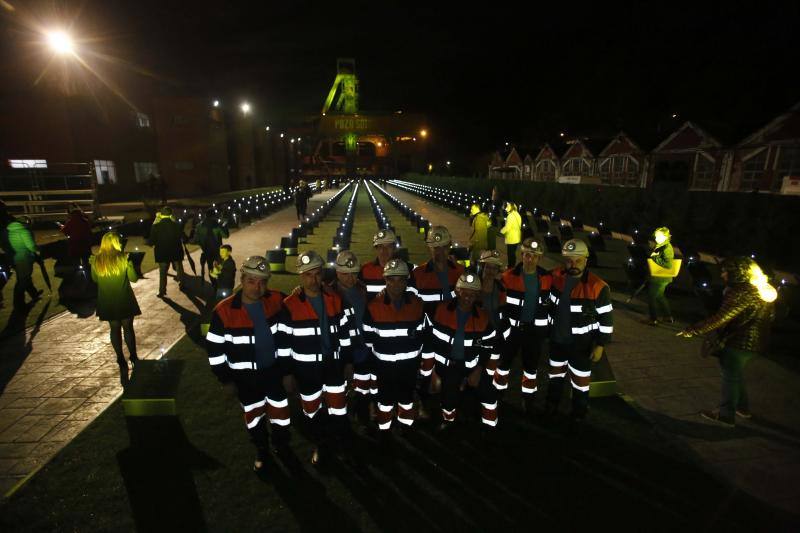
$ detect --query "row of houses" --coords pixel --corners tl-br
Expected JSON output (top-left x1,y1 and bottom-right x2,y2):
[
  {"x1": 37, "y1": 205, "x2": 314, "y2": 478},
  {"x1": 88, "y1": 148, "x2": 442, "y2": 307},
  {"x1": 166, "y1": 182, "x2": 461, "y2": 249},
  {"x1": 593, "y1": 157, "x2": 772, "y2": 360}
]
[{"x1": 488, "y1": 102, "x2": 800, "y2": 194}]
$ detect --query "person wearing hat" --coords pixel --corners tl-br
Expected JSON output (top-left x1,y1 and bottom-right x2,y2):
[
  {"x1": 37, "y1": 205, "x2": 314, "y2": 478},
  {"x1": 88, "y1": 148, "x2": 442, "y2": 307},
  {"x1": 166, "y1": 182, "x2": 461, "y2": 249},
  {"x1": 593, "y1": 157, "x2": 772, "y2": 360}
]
[
  {"x1": 282, "y1": 250, "x2": 355, "y2": 465},
  {"x1": 333, "y1": 250, "x2": 373, "y2": 425},
  {"x1": 192, "y1": 208, "x2": 229, "y2": 285},
  {"x1": 148, "y1": 206, "x2": 186, "y2": 297},
  {"x1": 210, "y1": 244, "x2": 236, "y2": 301},
  {"x1": 360, "y1": 229, "x2": 404, "y2": 300},
  {"x1": 411, "y1": 225, "x2": 464, "y2": 310},
  {"x1": 422, "y1": 272, "x2": 499, "y2": 431},
  {"x1": 477, "y1": 249, "x2": 507, "y2": 377},
  {"x1": 494, "y1": 238, "x2": 553, "y2": 415},
  {"x1": 362, "y1": 259, "x2": 427, "y2": 441},
  {"x1": 643, "y1": 226, "x2": 675, "y2": 326},
  {"x1": 469, "y1": 204, "x2": 493, "y2": 266},
  {"x1": 677, "y1": 257, "x2": 776, "y2": 427},
  {"x1": 545, "y1": 239, "x2": 613, "y2": 422},
  {"x1": 206, "y1": 255, "x2": 292, "y2": 473},
  {"x1": 411, "y1": 225, "x2": 464, "y2": 419},
  {"x1": 500, "y1": 202, "x2": 522, "y2": 268}
]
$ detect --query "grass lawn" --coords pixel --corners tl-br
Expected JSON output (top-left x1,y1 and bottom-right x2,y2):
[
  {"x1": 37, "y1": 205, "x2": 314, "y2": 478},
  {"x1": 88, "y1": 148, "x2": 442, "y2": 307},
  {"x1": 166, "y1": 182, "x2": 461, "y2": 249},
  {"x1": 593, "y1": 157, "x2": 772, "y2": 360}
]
[{"x1": 1, "y1": 184, "x2": 798, "y2": 531}]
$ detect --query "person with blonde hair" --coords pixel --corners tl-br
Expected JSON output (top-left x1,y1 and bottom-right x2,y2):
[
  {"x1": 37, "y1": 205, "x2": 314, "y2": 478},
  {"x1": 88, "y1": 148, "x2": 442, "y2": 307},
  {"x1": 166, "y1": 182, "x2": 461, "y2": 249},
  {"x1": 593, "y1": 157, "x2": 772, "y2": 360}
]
[{"x1": 90, "y1": 232, "x2": 140, "y2": 386}]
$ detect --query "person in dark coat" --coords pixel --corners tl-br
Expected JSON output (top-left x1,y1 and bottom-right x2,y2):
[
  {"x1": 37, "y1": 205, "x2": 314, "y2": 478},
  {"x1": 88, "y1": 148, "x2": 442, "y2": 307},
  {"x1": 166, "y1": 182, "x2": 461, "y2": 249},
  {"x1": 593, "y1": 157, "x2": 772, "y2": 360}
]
[
  {"x1": 210, "y1": 244, "x2": 236, "y2": 300},
  {"x1": 678, "y1": 257, "x2": 776, "y2": 427},
  {"x1": 90, "y1": 231, "x2": 140, "y2": 386},
  {"x1": 59, "y1": 205, "x2": 93, "y2": 268},
  {"x1": 192, "y1": 209, "x2": 229, "y2": 284},
  {"x1": 294, "y1": 180, "x2": 311, "y2": 220},
  {"x1": 148, "y1": 206, "x2": 185, "y2": 297}
]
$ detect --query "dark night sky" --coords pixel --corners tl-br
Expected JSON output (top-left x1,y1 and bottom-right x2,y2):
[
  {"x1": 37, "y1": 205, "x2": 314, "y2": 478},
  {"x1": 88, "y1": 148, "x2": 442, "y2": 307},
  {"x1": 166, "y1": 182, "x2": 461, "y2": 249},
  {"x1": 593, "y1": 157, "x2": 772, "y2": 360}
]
[{"x1": 3, "y1": 1, "x2": 800, "y2": 158}]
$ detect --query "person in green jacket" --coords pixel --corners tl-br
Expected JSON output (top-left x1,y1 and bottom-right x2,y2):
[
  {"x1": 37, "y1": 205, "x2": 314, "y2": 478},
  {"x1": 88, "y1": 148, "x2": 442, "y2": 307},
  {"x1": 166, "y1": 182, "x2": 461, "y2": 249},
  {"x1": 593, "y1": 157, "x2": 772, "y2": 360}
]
[
  {"x1": 500, "y1": 202, "x2": 522, "y2": 268},
  {"x1": 5, "y1": 215, "x2": 43, "y2": 309},
  {"x1": 148, "y1": 206, "x2": 185, "y2": 297},
  {"x1": 644, "y1": 226, "x2": 675, "y2": 326},
  {"x1": 90, "y1": 232, "x2": 140, "y2": 386},
  {"x1": 468, "y1": 203, "x2": 492, "y2": 265}
]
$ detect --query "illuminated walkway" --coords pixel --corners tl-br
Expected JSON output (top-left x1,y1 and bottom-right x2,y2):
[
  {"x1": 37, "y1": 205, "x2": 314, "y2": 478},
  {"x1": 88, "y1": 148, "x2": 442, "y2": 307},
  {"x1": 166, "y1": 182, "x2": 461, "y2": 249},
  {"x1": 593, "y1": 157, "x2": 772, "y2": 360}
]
[
  {"x1": 0, "y1": 189, "x2": 338, "y2": 496},
  {"x1": 386, "y1": 183, "x2": 800, "y2": 513}
]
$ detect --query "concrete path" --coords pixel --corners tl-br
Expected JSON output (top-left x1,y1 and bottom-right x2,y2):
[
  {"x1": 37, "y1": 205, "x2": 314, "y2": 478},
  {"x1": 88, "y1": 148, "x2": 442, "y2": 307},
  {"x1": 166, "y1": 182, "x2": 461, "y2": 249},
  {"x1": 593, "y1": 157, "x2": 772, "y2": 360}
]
[
  {"x1": 0, "y1": 189, "x2": 338, "y2": 496},
  {"x1": 386, "y1": 184, "x2": 800, "y2": 514}
]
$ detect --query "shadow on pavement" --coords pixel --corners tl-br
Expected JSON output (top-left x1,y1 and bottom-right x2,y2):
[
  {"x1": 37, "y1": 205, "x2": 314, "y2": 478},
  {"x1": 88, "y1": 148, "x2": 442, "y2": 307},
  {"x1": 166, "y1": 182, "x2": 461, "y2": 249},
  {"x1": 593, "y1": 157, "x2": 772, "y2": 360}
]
[{"x1": 0, "y1": 301, "x2": 48, "y2": 394}]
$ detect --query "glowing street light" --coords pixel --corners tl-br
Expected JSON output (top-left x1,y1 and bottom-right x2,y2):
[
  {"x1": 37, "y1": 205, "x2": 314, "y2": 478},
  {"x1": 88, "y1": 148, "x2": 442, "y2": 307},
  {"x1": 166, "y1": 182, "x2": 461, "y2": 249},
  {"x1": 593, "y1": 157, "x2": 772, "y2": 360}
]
[
  {"x1": 213, "y1": 100, "x2": 220, "y2": 107},
  {"x1": 265, "y1": 126, "x2": 270, "y2": 131},
  {"x1": 240, "y1": 102, "x2": 251, "y2": 114},
  {"x1": 46, "y1": 30, "x2": 75, "y2": 55},
  {"x1": 420, "y1": 129, "x2": 428, "y2": 138}
]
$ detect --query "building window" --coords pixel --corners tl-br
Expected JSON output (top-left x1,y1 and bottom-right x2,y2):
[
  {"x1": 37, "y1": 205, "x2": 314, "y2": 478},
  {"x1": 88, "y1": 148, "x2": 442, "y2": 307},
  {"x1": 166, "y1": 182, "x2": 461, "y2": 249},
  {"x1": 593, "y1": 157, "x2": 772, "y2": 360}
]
[
  {"x1": 9, "y1": 159, "x2": 47, "y2": 168},
  {"x1": 598, "y1": 158, "x2": 611, "y2": 183},
  {"x1": 136, "y1": 112, "x2": 151, "y2": 128},
  {"x1": 611, "y1": 156, "x2": 626, "y2": 184},
  {"x1": 740, "y1": 150, "x2": 767, "y2": 191},
  {"x1": 174, "y1": 161, "x2": 194, "y2": 170},
  {"x1": 625, "y1": 157, "x2": 640, "y2": 186},
  {"x1": 563, "y1": 158, "x2": 588, "y2": 175},
  {"x1": 134, "y1": 161, "x2": 159, "y2": 182},
  {"x1": 692, "y1": 153, "x2": 715, "y2": 190},
  {"x1": 94, "y1": 160, "x2": 117, "y2": 184},
  {"x1": 774, "y1": 146, "x2": 800, "y2": 191},
  {"x1": 535, "y1": 160, "x2": 556, "y2": 181}
]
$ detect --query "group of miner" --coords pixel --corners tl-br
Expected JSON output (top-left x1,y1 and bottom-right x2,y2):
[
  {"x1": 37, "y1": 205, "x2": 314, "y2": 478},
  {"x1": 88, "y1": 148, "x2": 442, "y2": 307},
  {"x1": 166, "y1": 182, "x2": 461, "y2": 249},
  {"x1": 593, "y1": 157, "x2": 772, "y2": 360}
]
[{"x1": 205, "y1": 222, "x2": 613, "y2": 472}]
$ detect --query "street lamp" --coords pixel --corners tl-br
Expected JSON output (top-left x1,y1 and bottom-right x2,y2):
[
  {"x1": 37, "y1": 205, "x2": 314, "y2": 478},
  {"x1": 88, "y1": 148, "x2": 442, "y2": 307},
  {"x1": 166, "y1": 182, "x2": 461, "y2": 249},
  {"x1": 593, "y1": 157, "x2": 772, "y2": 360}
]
[
  {"x1": 240, "y1": 102, "x2": 251, "y2": 114},
  {"x1": 213, "y1": 100, "x2": 220, "y2": 107},
  {"x1": 420, "y1": 129, "x2": 428, "y2": 138},
  {"x1": 46, "y1": 30, "x2": 75, "y2": 55}
]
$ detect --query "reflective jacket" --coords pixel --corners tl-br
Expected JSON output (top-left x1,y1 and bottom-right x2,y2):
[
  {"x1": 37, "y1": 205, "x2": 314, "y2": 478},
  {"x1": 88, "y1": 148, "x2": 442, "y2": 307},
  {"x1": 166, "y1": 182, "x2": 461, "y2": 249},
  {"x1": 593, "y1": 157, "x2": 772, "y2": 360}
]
[
  {"x1": 549, "y1": 267, "x2": 613, "y2": 346},
  {"x1": 206, "y1": 290, "x2": 287, "y2": 383},
  {"x1": 410, "y1": 259, "x2": 464, "y2": 305},
  {"x1": 500, "y1": 210, "x2": 522, "y2": 245},
  {"x1": 502, "y1": 264, "x2": 552, "y2": 335},
  {"x1": 360, "y1": 257, "x2": 416, "y2": 300},
  {"x1": 363, "y1": 290, "x2": 426, "y2": 364},
  {"x1": 421, "y1": 299, "x2": 498, "y2": 375},
  {"x1": 281, "y1": 287, "x2": 354, "y2": 364}
]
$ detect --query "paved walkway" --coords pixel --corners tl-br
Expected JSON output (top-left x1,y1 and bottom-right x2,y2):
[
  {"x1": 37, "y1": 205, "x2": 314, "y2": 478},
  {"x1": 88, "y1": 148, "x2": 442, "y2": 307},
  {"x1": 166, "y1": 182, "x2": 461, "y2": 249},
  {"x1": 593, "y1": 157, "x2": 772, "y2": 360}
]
[
  {"x1": 386, "y1": 184, "x2": 800, "y2": 514},
  {"x1": 0, "y1": 190, "x2": 338, "y2": 496}
]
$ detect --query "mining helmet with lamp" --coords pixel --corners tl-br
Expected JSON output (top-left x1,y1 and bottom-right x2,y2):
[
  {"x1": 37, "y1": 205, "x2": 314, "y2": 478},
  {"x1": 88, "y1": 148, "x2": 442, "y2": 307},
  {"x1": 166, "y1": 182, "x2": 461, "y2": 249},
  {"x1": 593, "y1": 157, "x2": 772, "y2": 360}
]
[
  {"x1": 241, "y1": 256, "x2": 271, "y2": 279},
  {"x1": 478, "y1": 249, "x2": 504, "y2": 267},
  {"x1": 561, "y1": 239, "x2": 590, "y2": 257},
  {"x1": 373, "y1": 229, "x2": 397, "y2": 247},
  {"x1": 296, "y1": 250, "x2": 324, "y2": 273},
  {"x1": 383, "y1": 258, "x2": 410, "y2": 278},
  {"x1": 520, "y1": 237, "x2": 544, "y2": 255},
  {"x1": 456, "y1": 272, "x2": 482, "y2": 291},
  {"x1": 334, "y1": 250, "x2": 361, "y2": 273},
  {"x1": 426, "y1": 225, "x2": 452, "y2": 248}
]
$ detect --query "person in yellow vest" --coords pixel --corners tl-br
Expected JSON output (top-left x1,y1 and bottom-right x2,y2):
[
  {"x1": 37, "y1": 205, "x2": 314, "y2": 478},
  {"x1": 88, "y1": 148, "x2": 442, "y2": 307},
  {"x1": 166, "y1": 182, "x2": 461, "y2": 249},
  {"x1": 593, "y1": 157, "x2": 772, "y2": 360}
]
[
  {"x1": 468, "y1": 204, "x2": 492, "y2": 265},
  {"x1": 643, "y1": 227, "x2": 675, "y2": 326},
  {"x1": 500, "y1": 202, "x2": 522, "y2": 268}
]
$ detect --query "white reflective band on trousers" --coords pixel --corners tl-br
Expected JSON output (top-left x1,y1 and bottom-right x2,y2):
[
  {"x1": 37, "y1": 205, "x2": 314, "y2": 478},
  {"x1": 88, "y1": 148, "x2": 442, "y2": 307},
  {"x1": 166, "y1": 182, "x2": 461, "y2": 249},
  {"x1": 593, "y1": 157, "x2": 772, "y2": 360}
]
[
  {"x1": 567, "y1": 364, "x2": 591, "y2": 377},
  {"x1": 378, "y1": 403, "x2": 394, "y2": 412},
  {"x1": 324, "y1": 383, "x2": 346, "y2": 394},
  {"x1": 269, "y1": 417, "x2": 290, "y2": 426},
  {"x1": 434, "y1": 353, "x2": 479, "y2": 368},
  {"x1": 549, "y1": 359, "x2": 567, "y2": 379},
  {"x1": 246, "y1": 413, "x2": 265, "y2": 429},
  {"x1": 243, "y1": 399, "x2": 266, "y2": 412},
  {"x1": 328, "y1": 406, "x2": 347, "y2": 415},
  {"x1": 374, "y1": 350, "x2": 420, "y2": 362},
  {"x1": 300, "y1": 390, "x2": 322, "y2": 402}
]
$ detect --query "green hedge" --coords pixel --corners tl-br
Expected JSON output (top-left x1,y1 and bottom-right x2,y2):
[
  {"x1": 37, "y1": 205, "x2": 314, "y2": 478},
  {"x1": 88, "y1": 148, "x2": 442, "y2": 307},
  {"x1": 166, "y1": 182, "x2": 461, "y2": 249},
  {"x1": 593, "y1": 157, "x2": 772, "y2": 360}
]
[{"x1": 402, "y1": 174, "x2": 800, "y2": 274}]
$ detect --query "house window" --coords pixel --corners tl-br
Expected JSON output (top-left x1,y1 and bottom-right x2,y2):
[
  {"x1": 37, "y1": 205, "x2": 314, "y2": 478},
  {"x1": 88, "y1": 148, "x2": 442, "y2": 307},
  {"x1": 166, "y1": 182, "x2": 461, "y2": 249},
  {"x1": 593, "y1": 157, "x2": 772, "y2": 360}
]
[
  {"x1": 136, "y1": 112, "x2": 151, "y2": 128},
  {"x1": 535, "y1": 160, "x2": 556, "y2": 181},
  {"x1": 740, "y1": 150, "x2": 767, "y2": 191},
  {"x1": 598, "y1": 158, "x2": 611, "y2": 183},
  {"x1": 93, "y1": 160, "x2": 117, "y2": 184},
  {"x1": 692, "y1": 153, "x2": 715, "y2": 190},
  {"x1": 174, "y1": 161, "x2": 194, "y2": 170},
  {"x1": 625, "y1": 157, "x2": 640, "y2": 186},
  {"x1": 8, "y1": 159, "x2": 47, "y2": 168},
  {"x1": 611, "y1": 156, "x2": 626, "y2": 184},
  {"x1": 134, "y1": 161, "x2": 159, "y2": 182},
  {"x1": 563, "y1": 158, "x2": 588, "y2": 175},
  {"x1": 774, "y1": 146, "x2": 800, "y2": 191}
]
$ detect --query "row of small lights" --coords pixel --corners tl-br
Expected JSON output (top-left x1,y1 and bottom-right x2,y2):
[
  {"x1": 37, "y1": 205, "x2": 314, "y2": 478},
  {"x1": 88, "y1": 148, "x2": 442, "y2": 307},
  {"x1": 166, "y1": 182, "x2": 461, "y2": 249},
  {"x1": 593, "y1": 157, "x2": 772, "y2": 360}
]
[{"x1": 279, "y1": 180, "x2": 353, "y2": 249}]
